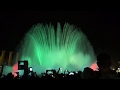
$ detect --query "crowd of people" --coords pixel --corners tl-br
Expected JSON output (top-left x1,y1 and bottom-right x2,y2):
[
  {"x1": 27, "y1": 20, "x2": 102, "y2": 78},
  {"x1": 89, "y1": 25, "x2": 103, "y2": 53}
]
[{"x1": 0, "y1": 53, "x2": 120, "y2": 79}]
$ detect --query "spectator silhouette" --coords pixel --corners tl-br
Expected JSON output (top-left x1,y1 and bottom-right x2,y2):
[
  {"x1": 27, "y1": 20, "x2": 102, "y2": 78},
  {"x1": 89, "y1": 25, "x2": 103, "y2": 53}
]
[
  {"x1": 6, "y1": 72, "x2": 14, "y2": 79},
  {"x1": 97, "y1": 53, "x2": 119, "y2": 79},
  {"x1": 81, "y1": 67, "x2": 96, "y2": 79}
]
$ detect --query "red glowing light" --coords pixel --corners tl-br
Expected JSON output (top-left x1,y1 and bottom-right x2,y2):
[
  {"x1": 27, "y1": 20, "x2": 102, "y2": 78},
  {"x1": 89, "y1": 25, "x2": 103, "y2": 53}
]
[
  {"x1": 90, "y1": 63, "x2": 99, "y2": 71},
  {"x1": 12, "y1": 63, "x2": 18, "y2": 77}
]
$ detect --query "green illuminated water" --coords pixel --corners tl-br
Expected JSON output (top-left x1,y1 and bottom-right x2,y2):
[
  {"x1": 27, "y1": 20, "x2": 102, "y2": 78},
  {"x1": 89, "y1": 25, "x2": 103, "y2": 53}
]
[{"x1": 18, "y1": 23, "x2": 96, "y2": 74}]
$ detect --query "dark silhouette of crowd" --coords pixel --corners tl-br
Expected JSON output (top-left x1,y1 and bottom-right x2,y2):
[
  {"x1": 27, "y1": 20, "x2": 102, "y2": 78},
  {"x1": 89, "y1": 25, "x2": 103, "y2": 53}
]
[{"x1": 0, "y1": 53, "x2": 120, "y2": 79}]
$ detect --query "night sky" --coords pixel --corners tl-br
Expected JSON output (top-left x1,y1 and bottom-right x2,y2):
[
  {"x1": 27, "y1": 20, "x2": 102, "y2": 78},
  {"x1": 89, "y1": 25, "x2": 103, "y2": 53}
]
[{"x1": 0, "y1": 11, "x2": 120, "y2": 62}]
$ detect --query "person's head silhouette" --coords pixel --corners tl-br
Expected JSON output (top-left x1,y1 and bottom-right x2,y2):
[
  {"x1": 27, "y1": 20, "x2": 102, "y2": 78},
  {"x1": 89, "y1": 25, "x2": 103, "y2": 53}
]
[
  {"x1": 96, "y1": 53, "x2": 119, "y2": 79},
  {"x1": 97, "y1": 53, "x2": 111, "y2": 68},
  {"x1": 96, "y1": 53, "x2": 113, "y2": 75}
]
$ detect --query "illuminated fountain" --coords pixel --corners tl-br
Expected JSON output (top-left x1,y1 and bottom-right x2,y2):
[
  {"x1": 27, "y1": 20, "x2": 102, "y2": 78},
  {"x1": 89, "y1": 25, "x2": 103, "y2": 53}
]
[{"x1": 13, "y1": 22, "x2": 96, "y2": 75}]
